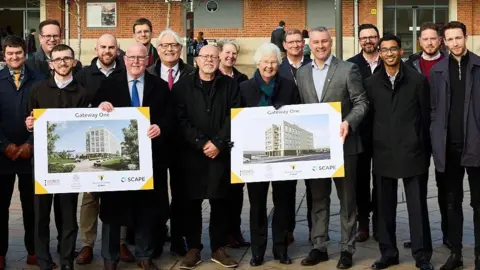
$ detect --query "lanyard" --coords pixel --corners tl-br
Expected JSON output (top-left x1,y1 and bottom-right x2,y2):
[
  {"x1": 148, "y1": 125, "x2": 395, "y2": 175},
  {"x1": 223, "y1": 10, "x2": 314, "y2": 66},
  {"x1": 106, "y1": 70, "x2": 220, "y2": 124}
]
[{"x1": 289, "y1": 65, "x2": 298, "y2": 85}]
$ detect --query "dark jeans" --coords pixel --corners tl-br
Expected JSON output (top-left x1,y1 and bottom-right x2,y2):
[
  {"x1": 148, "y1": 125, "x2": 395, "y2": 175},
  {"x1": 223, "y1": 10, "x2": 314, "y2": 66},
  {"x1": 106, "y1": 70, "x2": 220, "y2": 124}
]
[
  {"x1": 248, "y1": 180, "x2": 296, "y2": 257},
  {"x1": 356, "y1": 150, "x2": 377, "y2": 230},
  {"x1": 444, "y1": 149, "x2": 480, "y2": 255},
  {"x1": 185, "y1": 198, "x2": 229, "y2": 252},
  {"x1": 169, "y1": 165, "x2": 187, "y2": 242},
  {"x1": 227, "y1": 183, "x2": 245, "y2": 236},
  {"x1": 0, "y1": 173, "x2": 34, "y2": 255},
  {"x1": 101, "y1": 223, "x2": 154, "y2": 262}
]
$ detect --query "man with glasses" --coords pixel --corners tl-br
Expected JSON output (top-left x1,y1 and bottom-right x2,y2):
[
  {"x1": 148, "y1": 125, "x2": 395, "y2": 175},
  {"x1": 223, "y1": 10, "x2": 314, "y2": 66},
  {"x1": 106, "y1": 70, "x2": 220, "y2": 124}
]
[
  {"x1": 25, "y1": 44, "x2": 88, "y2": 270},
  {"x1": 92, "y1": 42, "x2": 171, "y2": 270},
  {"x1": 133, "y1": 18, "x2": 159, "y2": 68},
  {"x1": 364, "y1": 35, "x2": 433, "y2": 270},
  {"x1": 173, "y1": 45, "x2": 240, "y2": 269},
  {"x1": 147, "y1": 28, "x2": 194, "y2": 257},
  {"x1": 347, "y1": 23, "x2": 381, "y2": 243}
]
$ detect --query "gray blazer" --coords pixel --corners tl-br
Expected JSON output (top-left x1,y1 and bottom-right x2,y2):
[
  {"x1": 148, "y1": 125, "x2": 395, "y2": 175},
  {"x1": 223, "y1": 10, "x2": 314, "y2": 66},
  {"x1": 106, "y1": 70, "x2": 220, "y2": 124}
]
[{"x1": 296, "y1": 56, "x2": 369, "y2": 155}]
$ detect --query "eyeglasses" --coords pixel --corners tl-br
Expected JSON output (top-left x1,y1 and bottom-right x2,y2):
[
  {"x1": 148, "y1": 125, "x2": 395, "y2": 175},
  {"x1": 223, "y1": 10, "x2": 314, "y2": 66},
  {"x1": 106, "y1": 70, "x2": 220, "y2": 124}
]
[
  {"x1": 286, "y1": 40, "x2": 304, "y2": 45},
  {"x1": 159, "y1": 43, "x2": 181, "y2": 50},
  {"x1": 359, "y1": 36, "x2": 378, "y2": 41},
  {"x1": 50, "y1": 56, "x2": 74, "y2": 64},
  {"x1": 41, "y1": 34, "x2": 61, "y2": 40},
  {"x1": 379, "y1": 47, "x2": 400, "y2": 54},
  {"x1": 125, "y1": 55, "x2": 148, "y2": 62},
  {"x1": 197, "y1": 54, "x2": 219, "y2": 61},
  {"x1": 260, "y1": 60, "x2": 279, "y2": 66}
]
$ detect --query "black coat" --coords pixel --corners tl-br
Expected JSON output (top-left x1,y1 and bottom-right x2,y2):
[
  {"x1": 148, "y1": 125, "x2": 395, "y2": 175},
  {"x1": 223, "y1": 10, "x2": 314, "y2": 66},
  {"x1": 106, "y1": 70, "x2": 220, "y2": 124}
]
[
  {"x1": 0, "y1": 66, "x2": 44, "y2": 174},
  {"x1": 278, "y1": 56, "x2": 312, "y2": 83},
  {"x1": 172, "y1": 70, "x2": 240, "y2": 200},
  {"x1": 239, "y1": 74, "x2": 300, "y2": 108},
  {"x1": 270, "y1": 28, "x2": 286, "y2": 52},
  {"x1": 25, "y1": 49, "x2": 82, "y2": 78},
  {"x1": 75, "y1": 57, "x2": 125, "y2": 103},
  {"x1": 365, "y1": 63, "x2": 431, "y2": 178},
  {"x1": 91, "y1": 70, "x2": 173, "y2": 226},
  {"x1": 232, "y1": 67, "x2": 249, "y2": 84},
  {"x1": 430, "y1": 51, "x2": 480, "y2": 171}
]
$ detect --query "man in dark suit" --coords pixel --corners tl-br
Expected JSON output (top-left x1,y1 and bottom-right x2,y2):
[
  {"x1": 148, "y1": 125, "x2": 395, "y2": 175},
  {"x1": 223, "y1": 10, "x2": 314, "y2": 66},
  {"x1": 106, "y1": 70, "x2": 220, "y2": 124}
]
[
  {"x1": 297, "y1": 26, "x2": 368, "y2": 269},
  {"x1": 92, "y1": 42, "x2": 172, "y2": 270},
  {"x1": 271, "y1": 21, "x2": 286, "y2": 56}
]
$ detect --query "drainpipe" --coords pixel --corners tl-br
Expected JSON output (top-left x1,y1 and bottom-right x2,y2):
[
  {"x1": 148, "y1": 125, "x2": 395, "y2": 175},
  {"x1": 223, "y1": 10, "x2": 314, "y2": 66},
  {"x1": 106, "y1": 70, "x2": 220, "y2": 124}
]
[
  {"x1": 354, "y1": 0, "x2": 359, "y2": 54},
  {"x1": 65, "y1": 0, "x2": 69, "y2": 45}
]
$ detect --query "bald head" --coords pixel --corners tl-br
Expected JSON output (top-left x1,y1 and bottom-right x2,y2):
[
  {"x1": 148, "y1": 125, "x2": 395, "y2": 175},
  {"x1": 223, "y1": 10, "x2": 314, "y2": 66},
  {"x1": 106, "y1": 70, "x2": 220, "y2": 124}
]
[
  {"x1": 199, "y1": 44, "x2": 219, "y2": 57},
  {"x1": 126, "y1": 42, "x2": 148, "y2": 56},
  {"x1": 124, "y1": 42, "x2": 148, "y2": 78},
  {"x1": 97, "y1": 34, "x2": 117, "y2": 47},
  {"x1": 95, "y1": 34, "x2": 118, "y2": 68}
]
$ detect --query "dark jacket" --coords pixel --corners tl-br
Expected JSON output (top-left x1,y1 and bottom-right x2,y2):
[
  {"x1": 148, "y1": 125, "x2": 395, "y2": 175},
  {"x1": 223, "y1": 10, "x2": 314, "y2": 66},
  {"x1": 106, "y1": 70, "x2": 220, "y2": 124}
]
[
  {"x1": 430, "y1": 51, "x2": 480, "y2": 172},
  {"x1": 278, "y1": 56, "x2": 312, "y2": 83},
  {"x1": 365, "y1": 62, "x2": 430, "y2": 178},
  {"x1": 405, "y1": 51, "x2": 446, "y2": 73},
  {"x1": 92, "y1": 70, "x2": 173, "y2": 226},
  {"x1": 25, "y1": 49, "x2": 83, "y2": 78},
  {"x1": 146, "y1": 58, "x2": 195, "y2": 80},
  {"x1": 270, "y1": 27, "x2": 286, "y2": 52},
  {"x1": 239, "y1": 73, "x2": 300, "y2": 108},
  {"x1": 172, "y1": 70, "x2": 240, "y2": 200},
  {"x1": 232, "y1": 66, "x2": 249, "y2": 84},
  {"x1": 347, "y1": 52, "x2": 381, "y2": 153},
  {"x1": 0, "y1": 66, "x2": 44, "y2": 173},
  {"x1": 75, "y1": 57, "x2": 125, "y2": 103},
  {"x1": 27, "y1": 34, "x2": 36, "y2": 54},
  {"x1": 146, "y1": 44, "x2": 160, "y2": 68}
]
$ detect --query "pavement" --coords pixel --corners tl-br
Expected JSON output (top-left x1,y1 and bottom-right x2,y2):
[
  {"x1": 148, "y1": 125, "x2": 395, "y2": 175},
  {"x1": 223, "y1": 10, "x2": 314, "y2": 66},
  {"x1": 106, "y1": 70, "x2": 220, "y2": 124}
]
[{"x1": 4, "y1": 164, "x2": 477, "y2": 270}]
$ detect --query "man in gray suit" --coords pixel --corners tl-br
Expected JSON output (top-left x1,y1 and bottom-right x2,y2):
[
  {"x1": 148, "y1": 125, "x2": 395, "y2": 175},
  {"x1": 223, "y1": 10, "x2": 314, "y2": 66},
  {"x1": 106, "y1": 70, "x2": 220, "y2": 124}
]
[{"x1": 297, "y1": 26, "x2": 368, "y2": 269}]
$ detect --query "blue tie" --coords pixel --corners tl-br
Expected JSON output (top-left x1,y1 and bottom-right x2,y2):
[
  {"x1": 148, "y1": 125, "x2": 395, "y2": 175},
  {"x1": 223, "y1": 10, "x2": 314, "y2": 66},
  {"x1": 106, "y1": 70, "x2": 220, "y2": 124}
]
[{"x1": 131, "y1": 79, "x2": 140, "y2": 107}]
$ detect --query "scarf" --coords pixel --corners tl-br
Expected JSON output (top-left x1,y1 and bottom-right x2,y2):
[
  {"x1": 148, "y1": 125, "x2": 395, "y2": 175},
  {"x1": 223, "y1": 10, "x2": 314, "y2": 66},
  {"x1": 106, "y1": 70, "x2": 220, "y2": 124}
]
[{"x1": 254, "y1": 69, "x2": 276, "y2": 106}]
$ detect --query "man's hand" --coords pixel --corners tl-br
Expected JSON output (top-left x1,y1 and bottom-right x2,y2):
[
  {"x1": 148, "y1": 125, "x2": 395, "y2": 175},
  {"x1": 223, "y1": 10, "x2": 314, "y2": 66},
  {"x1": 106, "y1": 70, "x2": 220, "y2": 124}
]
[
  {"x1": 340, "y1": 121, "x2": 349, "y2": 144},
  {"x1": 147, "y1": 124, "x2": 161, "y2": 139},
  {"x1": 18, "y1": 143, "x2": 33, "y2": 159},
  {"x1": 4, "y1": 144, "x2": 23, "y2": 161},
  {"x1": 26, "y1": 111, "x2": 35, "y2": 131},
  {"x1": 203, "y1": 140, "x2": 219, "y2": 159},
  {"x1": 98, "y1": 102, "x2": 114, "y2": 112}
]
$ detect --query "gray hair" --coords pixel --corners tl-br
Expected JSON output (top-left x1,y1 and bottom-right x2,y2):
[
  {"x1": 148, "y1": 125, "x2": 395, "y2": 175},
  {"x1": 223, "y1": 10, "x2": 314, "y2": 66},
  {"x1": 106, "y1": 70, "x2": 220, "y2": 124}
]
[
  {"x1": 310, "y1": 26, "x2": 332, "y2": 39},
  {"x1": 217, "y1": 39, "x2": 240, "y2": 53},
  {"x1": 157, "y1": 28, "x2": 182, "y2": 45},
  {"x1": 253, "y1": 43, "x2": 283, "y2": 65}
]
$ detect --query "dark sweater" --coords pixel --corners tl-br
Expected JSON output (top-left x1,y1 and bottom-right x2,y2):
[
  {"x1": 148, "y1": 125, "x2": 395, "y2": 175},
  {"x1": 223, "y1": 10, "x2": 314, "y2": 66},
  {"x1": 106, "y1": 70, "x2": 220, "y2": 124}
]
[{"x1": 448, "y1": 53, "x2": 469, "y2": 151}]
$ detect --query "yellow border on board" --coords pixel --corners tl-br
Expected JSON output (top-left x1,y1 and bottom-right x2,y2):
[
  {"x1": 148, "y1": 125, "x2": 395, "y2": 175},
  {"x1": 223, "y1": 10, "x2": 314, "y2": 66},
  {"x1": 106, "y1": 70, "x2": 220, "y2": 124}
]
[
  {"x1": 231, "y1": 108, "x2": 243, "y2": 120},
  {"x1": 137, "y1": 107, "x2": 150, "y2": 120},
  {"x1": 35, "y1": 180, "x2": 48, "y2": 194},
  {"x1": 33, "y1": 109, "x2": 47, "y2": 119},
  {"x1": 332, "y1": 164, "x2": 345, "y2": 178},
  {"x1": 140, "y1": 176, "x2": 154, "y2": 190},
  {"x1": 231, "y1": 172, "x2": 244, "y2": 184},
  {"x1": 328, "y1": 102, "x2": 341, "y2": 113}
]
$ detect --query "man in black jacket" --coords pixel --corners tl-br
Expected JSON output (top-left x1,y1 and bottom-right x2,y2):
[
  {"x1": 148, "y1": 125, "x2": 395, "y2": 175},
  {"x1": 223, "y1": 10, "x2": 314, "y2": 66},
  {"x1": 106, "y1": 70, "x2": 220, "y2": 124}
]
[
  {"x1": 365, "y1": 35, "x2": 433, "y2": 270},
  {"x1": 26, "y1": 44, "x2": 88, "y2": 270},
  {"x1": 347, "y1": 23, "x2": 381, "y2": 243},
  {"x1": 271, "y1": 21, "x2": 286, "y2": 55},
  {"x1": 173, "y1": 45, "x2": 240, "y2": 269}
]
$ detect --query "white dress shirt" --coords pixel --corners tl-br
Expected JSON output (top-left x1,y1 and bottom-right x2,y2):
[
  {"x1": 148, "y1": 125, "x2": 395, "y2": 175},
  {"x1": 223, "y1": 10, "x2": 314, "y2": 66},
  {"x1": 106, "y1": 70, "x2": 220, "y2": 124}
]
[
  {"x1": 160, "y1": 62, "x2": 180, "y2": 83},
  {"x1": 96, "y1": 59, "x2": 116, "y2": 77},
  {"x1": 54, "y1": 76, "x2": 74, "y2": 89}
]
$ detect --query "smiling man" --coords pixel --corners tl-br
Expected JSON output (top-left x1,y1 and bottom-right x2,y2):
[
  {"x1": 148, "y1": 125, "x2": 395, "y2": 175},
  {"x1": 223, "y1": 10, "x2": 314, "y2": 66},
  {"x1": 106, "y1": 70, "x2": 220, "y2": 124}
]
[
  {"x1": 365, "y1": 34, "x2": 433, "y2": 270},
  {"x1": 133, "y1": 18, "x2": 159, "y2": 68}
]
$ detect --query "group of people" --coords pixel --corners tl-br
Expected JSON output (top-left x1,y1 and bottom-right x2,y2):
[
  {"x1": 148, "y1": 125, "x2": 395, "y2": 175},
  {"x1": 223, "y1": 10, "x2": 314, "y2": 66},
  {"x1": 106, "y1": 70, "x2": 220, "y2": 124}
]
[{"x1": 0, "y1": 14, "x2": 479, "y2": 270}]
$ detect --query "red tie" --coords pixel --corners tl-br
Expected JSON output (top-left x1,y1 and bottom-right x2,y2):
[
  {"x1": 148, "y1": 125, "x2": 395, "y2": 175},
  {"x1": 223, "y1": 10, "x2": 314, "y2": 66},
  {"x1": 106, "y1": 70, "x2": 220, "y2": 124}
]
[{"x1": 168, "y1": 69, "x2": 174, "y2": 90}]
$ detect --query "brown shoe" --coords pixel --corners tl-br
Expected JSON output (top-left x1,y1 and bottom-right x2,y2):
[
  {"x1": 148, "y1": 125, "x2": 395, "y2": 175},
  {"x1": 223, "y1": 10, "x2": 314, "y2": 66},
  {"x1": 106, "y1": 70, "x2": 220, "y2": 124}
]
[
  {"x1": 355, "y1": 229, "x2": 369, "y2": 242},
  {"x1": 287, "y1": 232, "x2": 295, "y2": 245},
  {"x1": 76, "y1": 246, "x2": 93, "y2": 265},
  {"x1": 137, "y1": 259, "x2": 159, "y2": 270},
  {"x1": 180, "y1": 249, "x2": 202, "y2": 269},
  {"x1": 120, "y1": 243, "x2": 135, "y2": 263},
  {"x1": 103, "y1": 260, "x2": 117, "y2": 270},
  {"x1": 211, "y1": 247, "x2": 238, "y2": 268},
  {"x1": 26, "y1": 255, "x2": 38, "y2": 265}
]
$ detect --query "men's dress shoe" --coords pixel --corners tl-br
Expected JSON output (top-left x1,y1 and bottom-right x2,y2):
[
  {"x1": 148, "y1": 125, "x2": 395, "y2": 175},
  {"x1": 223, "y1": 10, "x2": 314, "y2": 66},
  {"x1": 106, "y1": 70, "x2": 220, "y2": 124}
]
[
  {"x1": 103, "y1": 260, "x2": 117, "y2": 270},
  {"x1": 26, "y1": 255, "x2": 38, "y2": 265},
  {"x1": 439, "y1": 253, "x2": 463, "y2": 270},
  {"x1": 249, "y1": 255, "x2": 264, "y2": 266},
  {"x1": 0, "y1": 256, "x2": 5, "y2": 270},
  {"x1": 337, "y1": 251, "x2": 353, "y2": 269},
  {"x1": 371, "y1": 257, "x2": 399, "y2": 269},
  {"x1": 60, "y1": 264, "x2": 74, "y2": 270},
  {"x1": 228, "y1": 233, "x2": 251, "y2": 248},
  {"x1": 287, "y1": 232, "x2": 295, "y2": 245},
  {"x1": 475, "y1": 255, "x2": 480, "y2": 270},
  {"x1": 356, "y1": 229, "x2": 369, "y2": 242},
  {"x1": 273, "y1": 253, "x2": 292, "y2": 265},
  {"x1": 138, "y1": 259, "x2": 159, "y2": 270},
  {"x1": 443, "y1": 239, "x2": 453, "y2": 250},
  {"x1": 152, "y1": 246, "x2": 163, "y2": 259},
  {"x1": 170, "y1": 239, "x2": 188, "y2": 256},
  {"x1": 211, "y1": 247, "x2": 238, "y2": 268},
  {"x1": 119, "y1": 243, "x2": 135, "y2": 262},
  {"x1": 301, "y1": 249, "x2": 329, "y2": 266},
  {"x1": 417, "y1": 261, "x2": 434, "y2": 270},
  {"x1": 404, "y1": 241, "x2": 412, "y2": 248},
  {"x1": 234, "y1": 233, "x2": 251, "y2": 247},
  {"x1": 76, "y1": 246, "x2": 93, "y2": 264}
]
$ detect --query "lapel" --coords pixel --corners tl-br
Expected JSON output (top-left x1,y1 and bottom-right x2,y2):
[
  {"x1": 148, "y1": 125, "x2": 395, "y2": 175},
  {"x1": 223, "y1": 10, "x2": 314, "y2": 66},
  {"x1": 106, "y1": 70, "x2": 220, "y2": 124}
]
[
  {"x1": 320, "y1": 56, "x2": 338, "y2": 102},
  {"x1": 304, "y1": 64, "x2": 320, "y2": 102},
  {"x1": 142, "y1": 72, "x2": 154, "y2": 106}
]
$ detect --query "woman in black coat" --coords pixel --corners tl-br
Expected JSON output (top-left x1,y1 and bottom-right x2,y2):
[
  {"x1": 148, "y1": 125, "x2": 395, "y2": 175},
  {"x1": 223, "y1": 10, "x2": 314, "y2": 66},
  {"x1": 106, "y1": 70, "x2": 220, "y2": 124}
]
[{"x1": 240, "y1": 43, "x2": 300, "y2": 266}]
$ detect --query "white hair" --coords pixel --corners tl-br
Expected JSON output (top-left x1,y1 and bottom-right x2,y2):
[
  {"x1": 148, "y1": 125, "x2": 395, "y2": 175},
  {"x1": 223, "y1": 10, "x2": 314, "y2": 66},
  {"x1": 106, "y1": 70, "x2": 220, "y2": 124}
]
[
  {"x1": 157, "y1": 28, "x2": 182, "y2": 45},
  {"x1": 253, "y1": 43, "x2": 283, "y2": 65}
]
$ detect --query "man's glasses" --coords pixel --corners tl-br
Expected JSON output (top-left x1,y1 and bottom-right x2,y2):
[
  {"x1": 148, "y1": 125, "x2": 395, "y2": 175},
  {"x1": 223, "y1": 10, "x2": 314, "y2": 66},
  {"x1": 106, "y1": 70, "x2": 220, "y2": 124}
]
[
  {"x1": 159, "y1": 43, "x2": 181, "y2": 50},
  {"x1": 197, "y1": 54, "x2": 219, "y2": 61},
  {"x1": 359, "y1": 36, "x2": 378, "y2": 42},
  {"x1": 50, "y1": 56, "x2": 74, "y2": 64},
  {"x1": 125, "y1": 55, "x2": 148, "y2": 62},
  {"x1": 379, "y1": 47, "x2": 400, "y2": 54},
  {"x1": 41, "y1": 34, "x2": 61, "y2": 40}
]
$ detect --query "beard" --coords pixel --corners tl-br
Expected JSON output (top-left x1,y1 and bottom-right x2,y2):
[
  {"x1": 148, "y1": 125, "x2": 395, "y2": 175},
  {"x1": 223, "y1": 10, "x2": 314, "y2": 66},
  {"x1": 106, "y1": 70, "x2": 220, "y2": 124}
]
[
  {"x1": 200, "y1": 66, "x2": 216, "y2": 74},
  {"x1": 99, "y1": 53, "x2": 115, "y2": 66},
  {"x1": 54, "y1": 65, "x2": 74, "y2": 76}
]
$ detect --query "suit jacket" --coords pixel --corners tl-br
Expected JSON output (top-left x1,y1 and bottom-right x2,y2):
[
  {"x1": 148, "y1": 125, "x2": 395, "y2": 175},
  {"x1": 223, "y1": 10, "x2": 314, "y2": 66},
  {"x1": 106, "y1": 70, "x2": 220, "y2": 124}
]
[
  {"x1": 92, "y1": 70, "x2": 173, "y2": 226},
  {"x1": 296, "y1": 56, "x2": 369, "y2": 155}
]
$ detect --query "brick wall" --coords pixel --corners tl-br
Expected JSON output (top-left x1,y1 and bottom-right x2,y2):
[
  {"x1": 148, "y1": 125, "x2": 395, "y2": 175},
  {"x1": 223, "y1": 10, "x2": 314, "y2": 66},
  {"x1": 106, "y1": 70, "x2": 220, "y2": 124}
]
[{"x1": 457, "y1": 0, "x2": 480, "y2": 35}]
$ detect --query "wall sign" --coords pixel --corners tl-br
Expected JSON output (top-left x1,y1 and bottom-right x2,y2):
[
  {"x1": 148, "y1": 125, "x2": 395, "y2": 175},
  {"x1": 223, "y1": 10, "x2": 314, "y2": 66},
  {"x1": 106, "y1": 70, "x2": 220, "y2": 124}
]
[
  {"x1": 206, "y1": 0, "x2": 218, "y2": 13},
  {"x1": 87, "y1": 2, "x2": 117, "y2": 28}
]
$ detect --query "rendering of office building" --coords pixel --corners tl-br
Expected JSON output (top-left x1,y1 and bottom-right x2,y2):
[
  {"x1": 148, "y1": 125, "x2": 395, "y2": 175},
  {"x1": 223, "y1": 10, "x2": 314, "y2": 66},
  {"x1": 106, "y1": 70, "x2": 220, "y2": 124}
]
[
  {"x1": 265, "y1": 121, "x2": 314, "y2": 157},
  {"x1": 85, "y1": 127, "x2": 121, "y2": 156}
]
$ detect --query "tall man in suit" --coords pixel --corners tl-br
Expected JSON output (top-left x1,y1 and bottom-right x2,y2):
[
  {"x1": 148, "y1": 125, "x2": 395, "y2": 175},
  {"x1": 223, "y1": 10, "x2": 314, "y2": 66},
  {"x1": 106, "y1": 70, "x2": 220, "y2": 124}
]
[{"x1": 297, "y1": 26, "x2": 368, "y2": 269}]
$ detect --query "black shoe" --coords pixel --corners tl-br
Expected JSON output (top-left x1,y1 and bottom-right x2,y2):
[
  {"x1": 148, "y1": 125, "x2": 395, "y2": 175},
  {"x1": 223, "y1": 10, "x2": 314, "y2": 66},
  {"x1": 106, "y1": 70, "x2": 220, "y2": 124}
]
[
  {"x1": 301, "y1": 249, "x2": 329, "y2": 266},
  {"x1": 249, "y1": 255, "x2": 264, "y2": 266},
  {"x1": 403, "y1": 241, "x2": 412, "y2": 248},
  {"x1": 475, "y1": 255, "x2": 480, "y2": 270},
  {"x1": 440, "y1": 253, "x2": 463, "y2": 270},
  {"x1": 170, "y1": 238, "x2": 188, "y2": 256},
  {"x1": 443, "y1": 239, "x2": 453, "y2": 250},
  {"x1": 152, "y1": 246, "x2": 163, "y2": 259},
  {"x1": 371, "y1": 257, "x2": 399, "y2": 269},
  {"x1": 273, "y1": 253, "x2": 292, "y2": 265},
  {"x1": 61, "y1": 265, "x2": 74, "y2": 270},
  {"x1": 416, "y1": 261, "x2": 434, "y2": 270},
  {"x1": 337, "y1": 251, "x2": 353, "y2": 269}
]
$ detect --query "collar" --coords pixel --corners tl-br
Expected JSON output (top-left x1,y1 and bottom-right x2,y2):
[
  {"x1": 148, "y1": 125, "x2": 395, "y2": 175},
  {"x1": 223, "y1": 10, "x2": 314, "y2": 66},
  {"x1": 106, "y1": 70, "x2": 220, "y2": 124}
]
[
  {"x1": 312, "y1": 55, "x2": 333, "y2": 69},
  {"x1": 54, "y1": 75, "x2": 74, "y2": 89},
  {"x1": 9, "y1": 66, "x2": 25, "y2": 76},
  {"x1": 421, "y1": 51, "x2": 442, "y2": 61},
  {"x1": 96, "y1": 59, "x2": 116, "y2": 72},
  {"x1": 387, "y1": 70, "x2": 399, "y2": 80},
  {"x1": 363, "y1": 53, "x2": 379, "y2": 64},
  {"x1": 287, "y1": 56, "x2": 304, "y2": 68},
  {"x1": 127, "y1": 72, "x2": 145, "y2": 84},
  {"x1": 161, "y1": 62, "x2": 179, "y2": 73}
]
